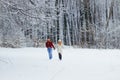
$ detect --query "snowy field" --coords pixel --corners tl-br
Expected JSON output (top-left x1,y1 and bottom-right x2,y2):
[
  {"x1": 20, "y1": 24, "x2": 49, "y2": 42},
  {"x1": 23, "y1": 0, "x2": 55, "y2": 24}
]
[{"x1": 0, "y1": 48, "x2": 120, "y2": 80}]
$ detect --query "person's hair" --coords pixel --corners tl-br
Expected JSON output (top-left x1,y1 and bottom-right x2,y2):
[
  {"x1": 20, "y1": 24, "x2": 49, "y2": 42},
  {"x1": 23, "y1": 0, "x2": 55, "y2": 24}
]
[{"x1": 47, "y1": 39, "x2": 50, "y2": 41}]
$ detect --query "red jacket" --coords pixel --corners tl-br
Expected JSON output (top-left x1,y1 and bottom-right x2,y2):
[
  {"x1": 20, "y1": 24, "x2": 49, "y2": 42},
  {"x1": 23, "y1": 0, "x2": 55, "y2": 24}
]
[{"x1": 46, "y1": 41, "x2": 55, "y2": 49}]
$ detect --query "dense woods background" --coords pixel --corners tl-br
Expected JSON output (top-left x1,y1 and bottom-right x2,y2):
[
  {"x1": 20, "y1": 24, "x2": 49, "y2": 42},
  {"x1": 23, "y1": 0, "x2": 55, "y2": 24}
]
[{"x1": 0, "y1": 0, "x2": 120, "y2": 48}]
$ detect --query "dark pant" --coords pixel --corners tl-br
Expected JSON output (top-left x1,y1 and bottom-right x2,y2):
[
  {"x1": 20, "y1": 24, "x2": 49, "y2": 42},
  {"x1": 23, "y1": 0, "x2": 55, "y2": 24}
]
[{"x1": 58, "y1": 53, "x2": 62, "y2": 60}]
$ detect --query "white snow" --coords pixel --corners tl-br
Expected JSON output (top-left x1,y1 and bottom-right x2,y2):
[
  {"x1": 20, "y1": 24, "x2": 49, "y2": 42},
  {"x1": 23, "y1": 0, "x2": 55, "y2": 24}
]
[{"x1": 0, "y1": 48, "x2": 120, "y2": 80}]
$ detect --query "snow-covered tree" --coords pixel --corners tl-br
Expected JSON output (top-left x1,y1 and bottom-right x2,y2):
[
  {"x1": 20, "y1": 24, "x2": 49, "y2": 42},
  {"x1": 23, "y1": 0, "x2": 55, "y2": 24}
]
[{"x1": 0, "y1": 0, "x2": 120, "y2": 48}]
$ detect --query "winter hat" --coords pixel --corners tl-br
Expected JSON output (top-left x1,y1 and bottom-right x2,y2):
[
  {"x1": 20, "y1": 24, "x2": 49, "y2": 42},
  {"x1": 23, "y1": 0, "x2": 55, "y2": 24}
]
[
  {"x1": 58, "y1": 39, "x2": 62, "y2": 45},
  {"x1": 58, "y1": 39, "x2": 61, "y2": 42}
]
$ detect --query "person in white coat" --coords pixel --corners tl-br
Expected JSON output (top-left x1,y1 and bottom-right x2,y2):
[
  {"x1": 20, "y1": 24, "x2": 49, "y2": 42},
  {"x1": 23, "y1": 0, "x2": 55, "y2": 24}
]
[{"x1": 57, "y1": 39, "x2": 63, "y2": 60}]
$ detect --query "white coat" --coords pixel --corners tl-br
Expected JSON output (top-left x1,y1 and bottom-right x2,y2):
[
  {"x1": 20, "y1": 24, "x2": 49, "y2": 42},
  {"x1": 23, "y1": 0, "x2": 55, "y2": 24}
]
[{"x1": 57, "y1": 44, "x2": 63, "y2": 54}]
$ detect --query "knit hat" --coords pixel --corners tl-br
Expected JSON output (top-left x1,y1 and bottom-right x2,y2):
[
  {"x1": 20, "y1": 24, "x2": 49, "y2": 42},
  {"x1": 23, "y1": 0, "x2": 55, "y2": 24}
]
[{"x1": 58, "y1": 39, "x2": 61, "y2": 42}]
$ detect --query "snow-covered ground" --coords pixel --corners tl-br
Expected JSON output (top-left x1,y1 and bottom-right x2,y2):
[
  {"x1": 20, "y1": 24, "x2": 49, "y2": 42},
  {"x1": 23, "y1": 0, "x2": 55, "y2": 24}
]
[{"x1": 0, "y1": 48, "x2": 120, "y2": 80}]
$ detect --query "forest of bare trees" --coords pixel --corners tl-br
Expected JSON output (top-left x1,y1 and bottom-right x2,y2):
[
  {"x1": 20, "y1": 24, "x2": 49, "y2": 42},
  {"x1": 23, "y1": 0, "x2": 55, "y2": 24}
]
[{"x1": 0, "y1": 0, "x2": 120, "y2": 48}]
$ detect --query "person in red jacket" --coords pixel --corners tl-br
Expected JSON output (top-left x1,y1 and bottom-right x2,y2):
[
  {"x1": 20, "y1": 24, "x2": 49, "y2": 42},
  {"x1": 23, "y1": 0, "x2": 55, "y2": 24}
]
[{"x1": 45, "y1": 38, "x2": 55, "y2": 59}]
